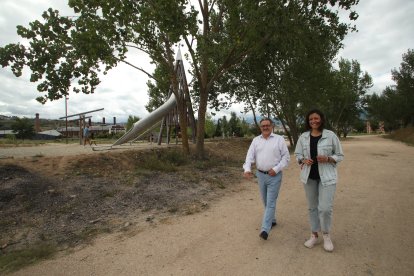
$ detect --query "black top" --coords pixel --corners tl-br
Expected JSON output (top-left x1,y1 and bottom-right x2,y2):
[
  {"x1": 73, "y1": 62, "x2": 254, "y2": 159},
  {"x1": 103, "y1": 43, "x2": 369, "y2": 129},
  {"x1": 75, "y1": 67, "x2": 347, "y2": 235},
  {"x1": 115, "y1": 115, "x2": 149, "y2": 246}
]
[{"x1": 309, "y1": 134, "x2": 322, "y2": 180}]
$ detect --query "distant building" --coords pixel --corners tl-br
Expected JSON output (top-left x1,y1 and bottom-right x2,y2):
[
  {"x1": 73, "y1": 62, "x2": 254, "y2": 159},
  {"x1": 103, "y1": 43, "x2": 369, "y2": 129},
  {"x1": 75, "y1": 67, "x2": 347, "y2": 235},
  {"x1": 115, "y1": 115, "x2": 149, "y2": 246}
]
[
  {"x1": 0, "y1": 130, "x2": 16, "y2": 138},
  {"x1": 0, "y1": 115, "x2": 12, "y2": 120},
  {"x1": 34, "y1": 130, "x2": 62, "y2": 140},
  {"x1": 56, "y1": 124, "x2": 126, "y2": 137}
]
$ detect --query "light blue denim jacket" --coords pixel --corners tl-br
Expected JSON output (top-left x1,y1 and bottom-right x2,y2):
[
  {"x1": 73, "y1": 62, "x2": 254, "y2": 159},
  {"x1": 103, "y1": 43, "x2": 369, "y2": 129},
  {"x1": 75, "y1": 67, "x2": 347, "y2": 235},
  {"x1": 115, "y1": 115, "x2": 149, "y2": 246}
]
[{"x1": 294, "y1": 129, "x2": 344, "y2": 186}]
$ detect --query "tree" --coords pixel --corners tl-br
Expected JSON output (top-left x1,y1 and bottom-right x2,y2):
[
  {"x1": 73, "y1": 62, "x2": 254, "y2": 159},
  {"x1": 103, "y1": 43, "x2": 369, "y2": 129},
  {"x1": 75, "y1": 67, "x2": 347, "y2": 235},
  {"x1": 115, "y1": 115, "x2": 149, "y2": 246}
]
[
  {"x1": 325, "y1": 58, "x2": 372, "y2": 136},
  {"x1": 0, "y1": 0, "x2": 359, "y2": 156},
  {"x1": 145, "y1": 63, "x2": 171, "y2": 113},
  {"x1": 214, "y1": 118, "x2": 222, "y2": 138},
  {"x1": 187, "y1": 0, "x2": 359, "y2": 155},
  {"x1": 228, "y1": 112, "x2": 242, "y2": 137},
  {"x1": 215, "y1": 1, "x2": 359, "y2": 146},
  {"x1": 0, "y1": 1, "x2": 195, "y2": 154},
  {"x1": 11, "y1": 118, "x2": 35, "y2": 140},
  {"x1": 366, "y1": 49, "x2": 414, "y2": 129},
  {"x1": 126, "y1": 115, "x2": 140, "y2": 131},
  {"x1": 221, "y1": 115, "x2": 229, "y2": 138},
  {"x1": 391, "y1": 49, "x2": 414, "y2": 126},
  {"x1": 204, "y1": 114, "x2": 216, "y2": 138},
  {"x1": 367, "y1": 89, "x2": 402, "y2": 130}
]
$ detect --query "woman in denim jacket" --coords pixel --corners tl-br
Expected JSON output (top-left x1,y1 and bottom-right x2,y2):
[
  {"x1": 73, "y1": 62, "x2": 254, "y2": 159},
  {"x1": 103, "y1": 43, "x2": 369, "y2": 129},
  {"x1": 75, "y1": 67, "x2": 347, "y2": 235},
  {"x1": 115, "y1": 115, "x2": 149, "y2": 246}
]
[{"x1": 294, "y1": 109, "x2": 344, "y2": 252}]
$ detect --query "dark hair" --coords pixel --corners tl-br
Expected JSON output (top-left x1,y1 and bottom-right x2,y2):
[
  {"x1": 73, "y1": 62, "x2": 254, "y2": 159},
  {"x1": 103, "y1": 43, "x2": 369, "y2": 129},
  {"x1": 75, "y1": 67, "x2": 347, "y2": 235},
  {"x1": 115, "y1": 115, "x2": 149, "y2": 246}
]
[
  {"x1": 305, "y1": 109, "x2": 325, "y2": 131},
  {"x1": 259, "y1": 118, "x2": 273, "y2": 125}
]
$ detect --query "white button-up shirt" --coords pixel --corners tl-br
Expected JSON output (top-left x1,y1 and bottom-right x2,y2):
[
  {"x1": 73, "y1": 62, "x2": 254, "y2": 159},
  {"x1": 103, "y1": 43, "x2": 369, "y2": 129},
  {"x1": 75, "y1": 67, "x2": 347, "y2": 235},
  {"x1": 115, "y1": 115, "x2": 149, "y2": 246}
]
[{"x1": 243, "y1": 133, "x2": 290, "y2": 173}]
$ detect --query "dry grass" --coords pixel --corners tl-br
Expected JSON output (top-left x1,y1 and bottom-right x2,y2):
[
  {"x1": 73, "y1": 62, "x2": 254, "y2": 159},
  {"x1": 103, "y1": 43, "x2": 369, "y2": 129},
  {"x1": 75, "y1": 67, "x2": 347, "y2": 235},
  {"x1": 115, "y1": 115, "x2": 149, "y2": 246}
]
[
  {"x1": 0, "y1": 138, "x2": 252, "y2": 274},
  {"x1": 385, "y1": 127, "x2": 414, "y2": 146}
]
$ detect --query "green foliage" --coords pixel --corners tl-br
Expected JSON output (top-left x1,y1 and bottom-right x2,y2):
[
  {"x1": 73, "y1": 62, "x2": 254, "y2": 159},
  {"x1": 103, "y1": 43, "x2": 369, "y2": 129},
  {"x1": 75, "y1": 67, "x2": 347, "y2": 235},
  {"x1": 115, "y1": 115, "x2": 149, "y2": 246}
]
[
  {"x1": 214, "y1": 1, "x2": 360, "y2": 146},
  {"x1": 5, "y1": 134, "x2": 17, "y2": 143},
  {"x1": 126, "y1": 115, "x2": 140, "y2": 131},
  {"x1": 211, "y1": 113, "x2": 251, "y2": 138},
  {"x1": 11, "y1": 118, "x2": 35, "y2": 139},
  {"x1": 352, "y1": 119, "x2": 367, "y2": 133},
  {"x1": 248, "y1": 124, "x2": 261, "y2": 137},
  {"x1": 228, "y1": 112, "x2": 242, "y2": 137},
  {"x1": 367, "y1": 49, "x2": 414, "y2": 129},
  {"x1": 326, "y1": 58, "x2": 373, "y2": 136},
  {"x1": 220, "y1": 116, "x2": 229, "y2": 137},
  {"x1": 240, "y1": 118, "x2": 251, "y2": 137},
  {"x1": 204, "y1": 114, "x2": 216, "y2": 138},
  {"x1": 0, "y1": 0, "x2": 359, "y2": 155},
  {"x1": 146, "y1": 63, "x2": 171, "y2": 112},
  {"x1": 214, "y1": 118, "x2": 222, "y2": 137},
  {"x1": 390, "y1": 49, "x2": 414, "y2": 126},
  {"x1": 367, "y1": 89, "x2": 403, "y2": 130}
]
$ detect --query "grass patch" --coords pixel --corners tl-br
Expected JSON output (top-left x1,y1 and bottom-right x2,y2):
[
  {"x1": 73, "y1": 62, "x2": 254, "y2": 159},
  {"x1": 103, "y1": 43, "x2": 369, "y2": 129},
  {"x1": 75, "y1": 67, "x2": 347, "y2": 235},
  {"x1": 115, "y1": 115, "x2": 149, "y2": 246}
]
[
  {"x1": 137, "y1": 149, "x2": 188, "y2": 172},
  {"x1": 139, "y1": 156, "x2": 177, "y2": 172},
  {"x1": 0, "y1": 243, "x2": 57, "y2": 274},
  {"x1": 162, "y1": 150, "x2": 188, "y2": 166}
]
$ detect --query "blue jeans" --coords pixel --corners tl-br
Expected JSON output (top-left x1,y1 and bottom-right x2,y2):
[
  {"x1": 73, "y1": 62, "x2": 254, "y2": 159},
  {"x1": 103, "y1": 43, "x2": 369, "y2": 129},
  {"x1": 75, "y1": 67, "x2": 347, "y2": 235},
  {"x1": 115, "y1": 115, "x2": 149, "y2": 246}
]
[
  {"x1": 256, "y1": 171, "x2": 283, "y2": 233},
  {"x1": 303, "y1": 179, "x2": 336, "y2": 233}
]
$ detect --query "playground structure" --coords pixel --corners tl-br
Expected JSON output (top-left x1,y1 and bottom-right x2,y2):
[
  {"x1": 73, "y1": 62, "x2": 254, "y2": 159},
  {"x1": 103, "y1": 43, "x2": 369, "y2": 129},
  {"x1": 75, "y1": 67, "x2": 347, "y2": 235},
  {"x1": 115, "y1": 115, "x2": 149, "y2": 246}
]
[
  {"x1": 111, "y1": 49, "x2": 196, "y2": 147},
  {"x1": 59, "y1": 108, "x2": 104, "y2": 145},
  {"x1": 58, "y1": 49, "x2": 195, "y2": 149}
]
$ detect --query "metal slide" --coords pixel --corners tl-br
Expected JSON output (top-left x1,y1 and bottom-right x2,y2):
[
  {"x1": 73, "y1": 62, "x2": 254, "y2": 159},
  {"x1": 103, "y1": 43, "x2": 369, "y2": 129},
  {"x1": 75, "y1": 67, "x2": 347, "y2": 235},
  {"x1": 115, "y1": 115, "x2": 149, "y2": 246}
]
[{"x1": 112, "y1": 93, "x2": 177, "y2": 146}]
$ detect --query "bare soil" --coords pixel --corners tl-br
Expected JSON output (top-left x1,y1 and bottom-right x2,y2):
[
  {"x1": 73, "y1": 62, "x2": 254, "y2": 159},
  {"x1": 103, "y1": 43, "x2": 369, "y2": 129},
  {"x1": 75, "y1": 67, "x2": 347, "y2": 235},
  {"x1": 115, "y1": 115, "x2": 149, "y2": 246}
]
[
  {"x1": 2, "y1": 136, "x2": 414, "y2": 276},
  {"x1": 0, "y1": 139, "x2": 248, "y2": 272}
]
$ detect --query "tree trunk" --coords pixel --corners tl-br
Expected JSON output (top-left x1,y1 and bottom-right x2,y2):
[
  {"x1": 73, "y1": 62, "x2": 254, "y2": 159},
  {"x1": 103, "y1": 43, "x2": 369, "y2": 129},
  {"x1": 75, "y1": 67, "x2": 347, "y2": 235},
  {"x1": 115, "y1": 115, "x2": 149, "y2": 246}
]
[
  {"x1": 196, "y1": 85, "x2": 208, "y2": 158},
  {"x1": 178, "y1": 102, "x2": 190, "y2": 154},
  {"x1": 194, "y1": 0, "x2": 210, "y2": 159}
]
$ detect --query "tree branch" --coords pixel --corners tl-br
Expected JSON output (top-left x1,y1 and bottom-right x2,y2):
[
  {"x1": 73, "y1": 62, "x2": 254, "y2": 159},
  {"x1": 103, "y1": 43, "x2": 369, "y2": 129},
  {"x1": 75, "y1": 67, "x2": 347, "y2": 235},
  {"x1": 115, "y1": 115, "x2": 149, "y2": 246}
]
[
  {"x1": 184, "y1": 36, "x2": 201, "y2": 83},
  {"x1": 125, "y1": 44, "x2": 151, "y2": 56},
  {"x1": 118, "y1": 58, "x2": 157, "y2": 82}
]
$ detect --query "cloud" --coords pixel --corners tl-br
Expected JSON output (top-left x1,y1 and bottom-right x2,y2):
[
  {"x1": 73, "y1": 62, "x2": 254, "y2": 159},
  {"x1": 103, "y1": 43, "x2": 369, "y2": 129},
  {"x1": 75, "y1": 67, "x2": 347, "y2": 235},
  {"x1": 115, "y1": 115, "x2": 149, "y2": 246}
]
[
  {"x1": 338, "y1": 0, "x2": 414, "y2": 94},
  {"x1": 0, "y1": 0, "x2": 154, "y2": 122}
]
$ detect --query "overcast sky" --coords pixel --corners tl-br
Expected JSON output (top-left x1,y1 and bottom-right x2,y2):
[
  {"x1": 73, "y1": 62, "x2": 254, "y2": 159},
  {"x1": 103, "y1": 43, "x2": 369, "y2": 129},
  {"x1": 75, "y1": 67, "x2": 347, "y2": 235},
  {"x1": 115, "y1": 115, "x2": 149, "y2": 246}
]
[{"x1": 1, "y1": 0, "x2": 413, "y2": 123}]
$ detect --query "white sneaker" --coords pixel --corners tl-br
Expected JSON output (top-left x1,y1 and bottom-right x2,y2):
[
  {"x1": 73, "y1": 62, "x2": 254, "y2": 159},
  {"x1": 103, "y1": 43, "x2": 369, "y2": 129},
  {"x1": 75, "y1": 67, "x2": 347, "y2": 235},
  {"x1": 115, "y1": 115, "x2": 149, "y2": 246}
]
[
  {"x1": 304, "y1": 234, "x2": 318, "y2": 248},
  {"x1": 323, "y1": 233, "x2": 334, "y2": 252}
]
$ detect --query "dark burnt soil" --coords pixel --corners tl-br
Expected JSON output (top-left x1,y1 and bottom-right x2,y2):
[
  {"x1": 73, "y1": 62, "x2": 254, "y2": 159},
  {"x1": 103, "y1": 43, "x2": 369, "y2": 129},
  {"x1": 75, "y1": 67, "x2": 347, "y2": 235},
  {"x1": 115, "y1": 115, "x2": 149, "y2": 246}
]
[{"x1": 0, "y1": 139, "x2": 250, "y2": 256}]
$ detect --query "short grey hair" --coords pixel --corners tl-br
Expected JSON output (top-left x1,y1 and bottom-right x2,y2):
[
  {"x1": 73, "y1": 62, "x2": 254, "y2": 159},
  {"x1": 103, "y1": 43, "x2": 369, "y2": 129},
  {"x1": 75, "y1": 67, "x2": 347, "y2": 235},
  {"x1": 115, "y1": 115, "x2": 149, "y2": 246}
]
[{"x1": 259, "y1": 118, "x2": 273, "y2": 125}]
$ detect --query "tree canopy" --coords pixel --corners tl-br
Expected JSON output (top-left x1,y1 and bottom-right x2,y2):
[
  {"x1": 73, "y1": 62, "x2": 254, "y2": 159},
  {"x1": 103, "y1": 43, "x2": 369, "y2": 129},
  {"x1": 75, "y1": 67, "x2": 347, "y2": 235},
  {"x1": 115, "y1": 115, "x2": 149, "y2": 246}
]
[
  {"x1": 11, "y1": 118, "x2": 35, "y2": 140},
  {"x1": 0, "y1": 0, "x2": 360, "y2": 154},
  {"x1": 367, "y1": 49, "x2": 414, "y2": 129}
]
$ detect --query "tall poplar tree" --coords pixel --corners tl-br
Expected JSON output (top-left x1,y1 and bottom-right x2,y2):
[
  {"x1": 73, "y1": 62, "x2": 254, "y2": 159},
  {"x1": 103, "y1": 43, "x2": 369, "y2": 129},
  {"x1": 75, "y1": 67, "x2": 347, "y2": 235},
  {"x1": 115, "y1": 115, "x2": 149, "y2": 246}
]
[{"x1": 1, "y1": 0, "x2": 360, "y2": 156}]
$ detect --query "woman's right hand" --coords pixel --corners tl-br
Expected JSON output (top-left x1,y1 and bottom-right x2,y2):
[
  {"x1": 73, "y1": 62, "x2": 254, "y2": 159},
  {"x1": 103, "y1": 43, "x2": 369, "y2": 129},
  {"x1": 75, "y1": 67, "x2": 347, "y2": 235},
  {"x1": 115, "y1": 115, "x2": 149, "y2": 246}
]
[{"x1": 302, "y1": 158, "x2": 314, "y2": 165}]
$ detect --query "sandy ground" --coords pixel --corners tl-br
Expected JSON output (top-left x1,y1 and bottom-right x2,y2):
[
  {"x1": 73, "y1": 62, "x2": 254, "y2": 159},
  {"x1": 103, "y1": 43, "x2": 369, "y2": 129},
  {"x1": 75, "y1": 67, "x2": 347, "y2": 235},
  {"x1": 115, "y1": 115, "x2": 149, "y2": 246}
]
[{"x1": 8, "y1": 135, "x2": 414, "y2": 275}]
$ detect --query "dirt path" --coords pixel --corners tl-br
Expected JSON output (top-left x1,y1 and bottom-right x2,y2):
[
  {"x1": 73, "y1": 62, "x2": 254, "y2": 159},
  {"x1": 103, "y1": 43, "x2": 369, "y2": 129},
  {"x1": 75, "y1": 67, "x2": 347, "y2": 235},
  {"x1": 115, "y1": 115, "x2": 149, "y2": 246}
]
[
  {"x1": 11, "y1": 135, "x2": 414, "y2": 275},
  {"x1": 0, "y1": 142, "x2": 167, "y2": 159}
]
